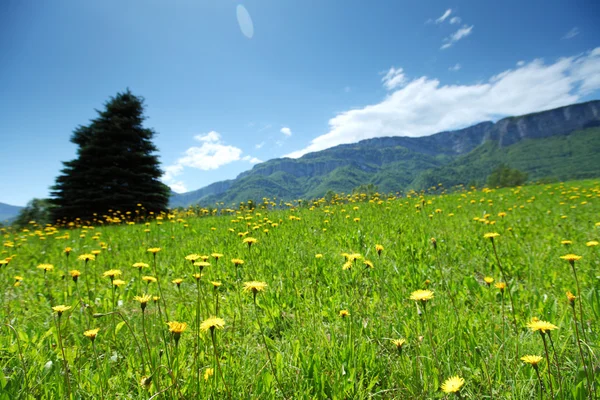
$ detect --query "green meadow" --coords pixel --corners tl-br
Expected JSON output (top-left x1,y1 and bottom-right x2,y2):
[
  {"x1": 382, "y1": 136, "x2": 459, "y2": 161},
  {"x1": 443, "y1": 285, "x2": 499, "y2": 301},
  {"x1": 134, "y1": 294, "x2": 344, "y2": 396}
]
[{"x1": 1, "y1": 181, "x2": 599, "y2": 399}]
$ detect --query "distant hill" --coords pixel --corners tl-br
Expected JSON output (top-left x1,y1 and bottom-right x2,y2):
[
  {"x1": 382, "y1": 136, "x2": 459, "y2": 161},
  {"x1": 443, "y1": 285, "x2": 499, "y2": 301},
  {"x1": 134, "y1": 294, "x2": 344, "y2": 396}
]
[
  {"x1": 170, "y1": 100, "x2": 600, "y2": 207},
  {"x1": 0, "y1": 202, "x2": 23, "y2": 222}
]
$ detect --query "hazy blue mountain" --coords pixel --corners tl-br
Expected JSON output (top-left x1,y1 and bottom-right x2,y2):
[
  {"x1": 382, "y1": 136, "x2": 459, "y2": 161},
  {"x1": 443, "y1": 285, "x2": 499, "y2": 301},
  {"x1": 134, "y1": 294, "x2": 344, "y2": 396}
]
[{"x1": 0, "y1": 202, "x2": 23, "y2": 222}]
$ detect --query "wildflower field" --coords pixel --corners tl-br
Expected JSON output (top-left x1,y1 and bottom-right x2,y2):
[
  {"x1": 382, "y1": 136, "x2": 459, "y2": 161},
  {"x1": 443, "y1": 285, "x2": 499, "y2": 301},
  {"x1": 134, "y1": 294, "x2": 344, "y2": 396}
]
[{"x1": 1, "y1": 181, "x2": 599, "y2": 399}]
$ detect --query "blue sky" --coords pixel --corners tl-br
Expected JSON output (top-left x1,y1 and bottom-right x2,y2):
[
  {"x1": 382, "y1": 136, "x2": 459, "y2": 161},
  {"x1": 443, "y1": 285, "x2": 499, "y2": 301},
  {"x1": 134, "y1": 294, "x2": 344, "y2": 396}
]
[{"x1": 1, "y1": 0, "x2": 599, "y2": 206}]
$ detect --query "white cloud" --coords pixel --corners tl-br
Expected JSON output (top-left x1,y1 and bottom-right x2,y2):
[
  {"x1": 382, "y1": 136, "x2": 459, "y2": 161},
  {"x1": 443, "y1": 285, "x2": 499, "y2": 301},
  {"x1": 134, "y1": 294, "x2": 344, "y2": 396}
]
[
  {"x1": 441, "y1": 25, "x2": 474, "y2": 49},
  {"x1": 435, "y1": 9, "x2": 452, "y2": 24},
  {"x1": 562, "y1": 27, "x2": 580, "y2": 40},
  {"x1": 280, "y1": 127, "x2": 292, "y2": 136},
  {"x1": 169, "y1": 181, "x2": 187, "y2": 193},
  {"x1": 285, "y1": 48, "x2": 600, "y2": 159},
  {"x1": 382, "y1": 67, "x2": 406, "y2": 90},
  {"x1": 449, "y1": 63, "x2": 462, "y2": 71},
  {"x1": 516, "y1": 60, "x2": 525, "y2": 67},
  {"x1": 194, "y1": 130, "x2": 221, "y2": 143},
  {"x1": 242, "y1": 155, "x2": 263, "y2": 164},
  {"x1": 449, "y1": 16, "x2": 461, "y2": 25},
  {"x1": 162, "y1": 131, "x2": 261, "y2": 192},
  {"x1": 255, "y1": 141, "x2": 265, "y2": 149}
]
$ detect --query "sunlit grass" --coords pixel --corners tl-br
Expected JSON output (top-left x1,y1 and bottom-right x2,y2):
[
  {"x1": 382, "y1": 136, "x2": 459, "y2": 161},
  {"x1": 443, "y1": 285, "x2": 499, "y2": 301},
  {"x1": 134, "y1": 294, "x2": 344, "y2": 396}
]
[{"x1": 1, "y1": 180, "x2": 599, "y2": 398}]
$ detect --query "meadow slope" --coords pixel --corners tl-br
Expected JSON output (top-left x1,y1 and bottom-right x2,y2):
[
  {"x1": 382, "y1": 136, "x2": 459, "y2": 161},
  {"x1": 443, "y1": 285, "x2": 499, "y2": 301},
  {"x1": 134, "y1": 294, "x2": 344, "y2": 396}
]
[{"x1": 1, "y1": 181, "x2": 599, "y2": 399}]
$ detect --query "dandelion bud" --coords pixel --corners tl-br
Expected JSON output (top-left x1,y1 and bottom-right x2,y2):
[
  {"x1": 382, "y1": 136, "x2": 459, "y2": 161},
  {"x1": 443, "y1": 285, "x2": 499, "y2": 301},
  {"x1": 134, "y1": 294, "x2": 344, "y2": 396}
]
[
  {"x1": 140, "y1": 376, "x2": 152, "y2": 389},
  {"x1": 566, "y1": 291, "x2": 576, "y2": 307}
]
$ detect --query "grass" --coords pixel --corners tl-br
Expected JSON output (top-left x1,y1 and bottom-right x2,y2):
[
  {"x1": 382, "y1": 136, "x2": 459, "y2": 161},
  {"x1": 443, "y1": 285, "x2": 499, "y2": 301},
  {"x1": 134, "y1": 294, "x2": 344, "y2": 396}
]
[{"x1": 1, "y1": 180, "x2": 599, "y2": 399}]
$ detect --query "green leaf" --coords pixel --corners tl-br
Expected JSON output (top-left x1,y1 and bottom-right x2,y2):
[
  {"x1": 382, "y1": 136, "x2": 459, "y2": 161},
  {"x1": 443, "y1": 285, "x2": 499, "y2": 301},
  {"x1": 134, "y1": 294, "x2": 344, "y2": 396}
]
[{"x1": 115, "y1": 321, "x2": 126, "y2": 335}]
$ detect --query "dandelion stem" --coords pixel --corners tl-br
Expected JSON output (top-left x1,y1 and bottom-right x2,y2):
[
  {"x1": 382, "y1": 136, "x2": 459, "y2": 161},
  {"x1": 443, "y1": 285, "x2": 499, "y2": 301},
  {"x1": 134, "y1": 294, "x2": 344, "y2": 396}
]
[
  {"x1": 210, "y1": 329, "x2": 231, "y2": 399},
  {"x1": 540, "y1": 333, "x2": 554, "y2": 399},
  {"x1": 570, "y1": 304, "x2": 593, "y2": 399},
  {"x1": 501, "y1": 292, "x2": 505, "y2": 344},
  {"x1": 152, "y1": 253, "x2": 169, "y2": 322},
  {"x1": 196, "y1": 278, "x2": 201, "y2": 397},
  {"x1": 570, "y1": 262, "x2": 589, "y2": 344},
  {"x1": 254, "y1": 298, "x2": 288, "y2": 399},
  {"x1": 422, "y1": 302, "x2": 440, "y2": 377},
  {"x1": 490, "y1": 240, "x2": 519, "y2": 361},
  {"x1": 547, "y1": 332, "x2": 563, "y2": 396},
  {"x1": 92, "y1": 341, "x2": 106, "y2": 400},
  {"x1": 142, "y1": 311, "x2": 160, "y2": 393},
  {"x1": 55, "y1": 315, "x2": 72, "y2": 398},
  {"x1": 5, "y1": 324, "x2": 29, "y2": 396},
  {"x1": 534, "y1": 366, "x2": 544, "y2": 400}
]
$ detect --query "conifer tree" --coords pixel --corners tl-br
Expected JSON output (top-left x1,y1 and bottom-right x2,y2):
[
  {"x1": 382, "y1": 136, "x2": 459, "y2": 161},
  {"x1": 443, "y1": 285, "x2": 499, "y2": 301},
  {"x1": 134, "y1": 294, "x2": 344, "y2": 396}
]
[{"x1": 51, "y1": 90, "x2": 169, "y2": 222}]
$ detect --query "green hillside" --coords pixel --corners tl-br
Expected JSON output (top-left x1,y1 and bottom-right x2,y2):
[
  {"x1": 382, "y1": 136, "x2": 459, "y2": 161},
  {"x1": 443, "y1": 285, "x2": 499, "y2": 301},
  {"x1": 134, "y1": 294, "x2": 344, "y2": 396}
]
[
  {"x1": 170, "y1": 100, "x2": 600, "y2": 207},
  {"x1": 412, "y1": 127, "x2": 600, "y2": 189}
]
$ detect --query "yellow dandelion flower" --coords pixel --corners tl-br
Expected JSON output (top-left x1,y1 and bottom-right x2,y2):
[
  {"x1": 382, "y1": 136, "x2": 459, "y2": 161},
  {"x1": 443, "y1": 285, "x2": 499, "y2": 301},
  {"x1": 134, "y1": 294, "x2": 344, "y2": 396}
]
[
  {"x1": 172, "y1": 278, "x2": 184, "y2": 286},
  {"x1": 363, "y1": 260, "x2": 374, "y2": 269},
  {"x1": 211, "y1": 253, "x2": 223, "y2": 260},
  {"x1": 52, "y1": 305, "x2": 72, "y2": 316},
  {"x1": 132, "y1": 262, "x2": 149, "y2": 269},
  {"x1": 70, "y1": 269, "x2": 81, "y2": 282},
  {"x1": 315, "y1": 253, "x2": 323, "y2": 259},
  {"x1": 37, "y1": 263, "x2": 54, "y2": 272},
  {"x1": 64, "y1": 247, "x2": 73, "y2": 254},
  {"x1": 78, "y1": 254, "x2": 95, "y2": 262},
  {"x1": 134, "y1": 294, "x2": 152, "y2": 311},
  {"x1": 167, "y1": 321, "x2": 188, "y2": 334},
  {"x1": 339, "y1": 309, "x2": 350, "y2": 318},
  {"x1": 347, "y1": 253, "x2": 362, "y2": 262},
  {"x1": 495, "y1": 282, "x2": 507, "y2": 292},
  {"x1": 391, "y1": 338, "x2": 406, "y2": 350},
  {"x1": 200, "y1": 316, "x2": 225, "y2": 332},
  {"x1": 185, "y1": 254, "x2": 201, "y2": 262},
  {"x1": 142, "y1": 276, "x2": 157, "y2": 284},
  {"x1": 243, "y1": 281, "x2": 268, "y2": 294},
  {"x1": 561, "y1": 240, "x2": 572, "y2": 245},
  {"x1": 243, "y1": 237, "x2": 258, "y2": 247},
  {"x1": 211, "y1": 281, "x2": 222, "y2": 288},
  {"x1": 441, "y1": 376, "x2": 465, "y2": 394},
  {"x1": 560, "y1": 254, "x2": 582, "y2": 262},
  {"x1": 521, "y1": 355, "x2": 544, "y2": 367},
  {"x1": 204, "y1": 368, "x2": 214, "y2": 381},
  {"x1": 484, "y1": 276, "x2": 494, "y2": 285},
  {"x1": 113, "y1": 279, "x2": 126, "y2": 287},
  {"x1": 147, "y1": 247, "x2": 161, "y2": 254},
  {"x1": 409, "y1": 289, "x2": 434, "y2": 302},
  {"x1": 231, "y1": 258, "x2": 244, "y2": 266},
  {"x1": 586, "y1": 240, "x2": 598, "y2": 247},
  {"x1": 483, "y1": 232, "x2": 500, "y2": 240},
  {"x1": 84, "y1": 328, "x2": 99, "y2": 341},
  {"x1": 194, "y1": 261, "x2": 211, "y2": 270},
  {"x1": 526, "y1": 319, "x2": 558, "y2": 333},
  {"x1": 103, "y1": 269, "x2": 122, "y2": 278}
]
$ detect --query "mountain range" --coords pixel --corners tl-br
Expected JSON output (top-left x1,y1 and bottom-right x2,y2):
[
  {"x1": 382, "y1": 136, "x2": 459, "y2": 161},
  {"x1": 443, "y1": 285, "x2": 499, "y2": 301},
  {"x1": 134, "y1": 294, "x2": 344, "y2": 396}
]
[
  {"x1": 170, "y1": 100, "x2": 600, "y2": 207},
  {"x1": 0, "y1": 202, "x2": 23, "y2": 222}
]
